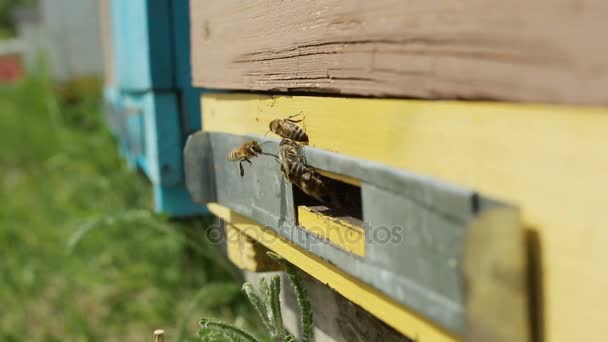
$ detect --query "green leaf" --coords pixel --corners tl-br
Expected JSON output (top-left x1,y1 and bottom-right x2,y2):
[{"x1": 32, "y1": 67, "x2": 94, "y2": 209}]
[
  {"x1": 175, "y1": 283, "x2": 241, "y2": 342},
  {"x1": 258, "y1": 277, "x2": 271, "y2": 302},
  {"x1": 282, "y1": 330, "x2": 297, "y2": 342},
  {"x1": 199, "y1": 318, "x2": 260, "y2": 342},
  {"x1": 242, "y1": 282, "x2": 273, "y2": 333},
  {"x1": 267, "y1": 252, "x2": 314, "y2": 342},
  {"x1": 268, "y1": 275, "x2": 284, "y2": 342}
]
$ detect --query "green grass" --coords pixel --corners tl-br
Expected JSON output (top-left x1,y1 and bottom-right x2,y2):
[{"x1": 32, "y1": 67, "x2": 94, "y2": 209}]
[{"x1": 0, "y1": 72, "x2": 259, "y2": 341}]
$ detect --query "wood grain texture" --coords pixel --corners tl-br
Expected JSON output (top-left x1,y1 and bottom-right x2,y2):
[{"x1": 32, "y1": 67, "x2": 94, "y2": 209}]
[
  {"x1": 190, "y1": 0, "x2": 608, "y2": 104},
  {"x1": 201, "y1": 93, "x2": 608, "y2": 342}
]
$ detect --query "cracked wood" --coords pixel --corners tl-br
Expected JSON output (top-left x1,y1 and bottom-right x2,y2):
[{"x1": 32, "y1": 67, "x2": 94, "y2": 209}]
[{"x1": 190, "y1": 0, "x2": 608, "y2": 105}]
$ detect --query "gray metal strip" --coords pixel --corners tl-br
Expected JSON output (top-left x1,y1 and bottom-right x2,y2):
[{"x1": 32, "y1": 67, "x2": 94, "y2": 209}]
[
  {"x1": 302, "y1": 146, "x2": 475, "y2": 222},
  {"x1": 183, "y1": 131, "x2": 520, "y2": 336},
  {"x1": 184, "y1": 132, "x2": 216, "y2": 205}
]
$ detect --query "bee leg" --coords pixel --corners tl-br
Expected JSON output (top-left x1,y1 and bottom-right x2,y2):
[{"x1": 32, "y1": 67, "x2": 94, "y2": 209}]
[
  {"x1": 260, "y1": 152, "x2": 279, "y2": 159},
  {"x1": 288, "y1": 111, "x2": 303, "y2": 119},
  {"x1": 238, "y1": 161, "x2": 245, "y2": 177},
  {"x1": 286, "y1": 111, "x2": 304, "y2": 123},
  {"x1": 244, "y1": 158, "x2": 252, "y2": 165},
  {"x1": 280, "y1": 164, "x2": 289, "y2": 180}
]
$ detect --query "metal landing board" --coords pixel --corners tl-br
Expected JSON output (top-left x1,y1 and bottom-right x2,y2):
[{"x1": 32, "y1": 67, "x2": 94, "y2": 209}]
[{"x1": 184, "y1": 131, "x2": 526, "y2": 338}]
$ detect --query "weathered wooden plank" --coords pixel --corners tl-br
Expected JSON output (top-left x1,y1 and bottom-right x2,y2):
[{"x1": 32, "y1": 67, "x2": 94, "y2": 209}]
[
  {"x1": 200, "y1": 93, "x2": 608, "y2": 342},
  {"x1": 190, "y1": 0, "x2": 608, "y2": 105}
]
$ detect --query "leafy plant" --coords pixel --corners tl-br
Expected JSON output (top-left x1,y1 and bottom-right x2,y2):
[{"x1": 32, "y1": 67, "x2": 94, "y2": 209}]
[
  {"x1": 0, "y1": 71, "x2": 260, "y2": 341},
  {"x1": 199, "y1": 252, "x2": 314, "y2": 342}
]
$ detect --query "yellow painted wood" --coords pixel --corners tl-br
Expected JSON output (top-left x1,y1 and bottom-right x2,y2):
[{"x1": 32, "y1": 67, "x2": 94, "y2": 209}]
[
  {"x1": 297, "y1": 206, "x2": 366, "y2": 256},
  {"x1": 313, "y1": 168, "x2": 361, "y2": 187},
  {"x1": 202, "y1": 93, "x2": 608, "y2": 342},
  {"x1": 225, "y1": 224, "x2": 249, "y2": 269},
  {"x1": 463, "y1": 208, "x2": 530, "y2": 342},
  {"x1": 225, "y1": 224, "x2": 280, "y2": 272},
  {"x1": 208, "y1": 202, "x2": 458, "y2": 342}
]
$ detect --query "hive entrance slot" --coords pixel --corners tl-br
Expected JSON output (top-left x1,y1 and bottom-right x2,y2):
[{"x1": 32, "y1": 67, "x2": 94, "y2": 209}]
[
  {"x1": 292, "y1": 172, "x2": 362, "y2": 223},
  {"x1": 292, "y1": 171, "x2": 366, "y2": 256}
]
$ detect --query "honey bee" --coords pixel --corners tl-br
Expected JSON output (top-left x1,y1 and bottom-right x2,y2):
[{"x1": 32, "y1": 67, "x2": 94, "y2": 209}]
[
  {"x1": 227, "y1": 140, "x2": 264, "y2": 177},
  {"x1": 279, "y1": 139, "x2": 328, "y2": 203},
  {"x1": 268, "y1": 113, "x2": 309, "y2": 144},
  {"x1": 278, "y1": 139, "x2": 304, "y2": 180},
  {"x1": 295, "y1": 169, "x2": 329, "y2": 204}
]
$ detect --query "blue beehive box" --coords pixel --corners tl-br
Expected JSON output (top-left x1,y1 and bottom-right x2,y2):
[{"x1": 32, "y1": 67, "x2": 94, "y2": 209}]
[
  {"x1": 110, "y1": 0, "x2": 174, "y2": 90},
  {"x1": 104, "y1": 0, "x2": 207, "y2": 216}
]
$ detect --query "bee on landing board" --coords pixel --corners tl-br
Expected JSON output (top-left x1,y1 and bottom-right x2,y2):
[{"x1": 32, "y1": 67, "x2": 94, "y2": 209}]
[
  {"x1": 268, "y1": 113, "x2": 309, "y2": 144},
  {"x1": 278, "y1": 138, "x2": 328, "y2": 203},
  {"x1": 227, "y1": 140, "x2": 264, "y2": 177}
]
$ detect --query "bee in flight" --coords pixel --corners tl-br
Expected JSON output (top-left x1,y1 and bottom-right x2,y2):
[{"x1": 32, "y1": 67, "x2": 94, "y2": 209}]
[
  {"x1": 278, "y1": 138, "x2": 328, "y2": 203},
  {"x1": 267, "y1": 113, "x2": 309, "y2": 144},
  {"x1": 227, "y1": 140, "x2": 268, "y2": 177}
]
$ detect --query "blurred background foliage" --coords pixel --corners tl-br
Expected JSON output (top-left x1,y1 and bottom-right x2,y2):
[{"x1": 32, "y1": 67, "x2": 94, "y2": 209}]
[
  {"x1": 0, "y1": 0, "x2": 34, "y2": 37},
  {"x1": 0, "y1": 1, "x2": 264, "y2": 340},
  {"x1": 0, "y1": 68, "x2": 261, "y2": 341}
]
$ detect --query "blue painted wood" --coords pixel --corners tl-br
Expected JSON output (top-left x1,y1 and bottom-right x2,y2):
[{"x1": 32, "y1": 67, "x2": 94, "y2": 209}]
[
  {"x1": 154, "y1": 184, "x2": 208, "y2": 217},
  {"x1": 121, "y1": 91, "x2": 182, "y2": 187},
  {"x1": 105, "y1": 88, "x2": 206, "y2": 216},
  {"x1": 103, "y1": 87, "x2": 137, "y2": 168},
  {"x1": 102, "y1": 87, "x2": 120, "y2": 137},
  {"x1": 104, "y1": 0, "x2": 208, "y2": 216},
  {"x1": 127, "y1": 108, "x2": 146, "y2": 161},
  {"x1": 170, "y1": 0, "x2": 192, "y2": 89},
  {"x1": 108, "y1": 0, "x2": 203, "y2": 122},
  {"x1": 110, "y1": 0, "x2": 174, "y2": 90},
  {"x1": 171, "y1": 0, "x2": 203, "y2": 135},
  {"x1": 180, "y1": 86, "x2": 202, "y2": 135}
]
